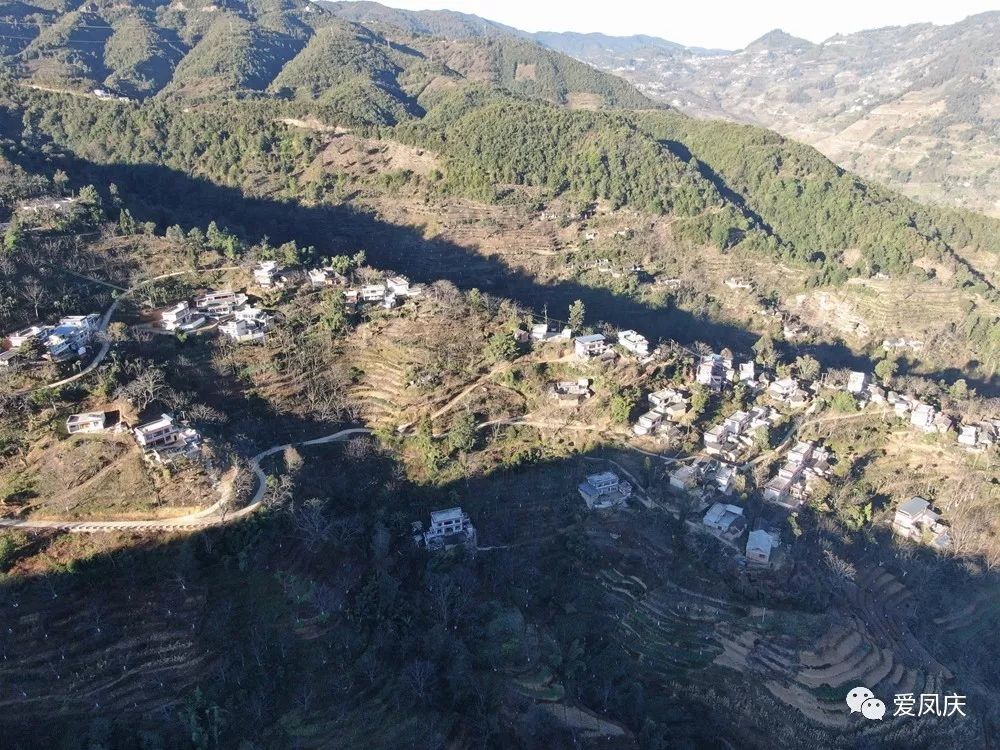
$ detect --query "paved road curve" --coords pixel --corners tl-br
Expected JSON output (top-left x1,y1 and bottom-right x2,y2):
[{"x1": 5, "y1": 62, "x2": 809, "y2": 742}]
[{"x1": 0, "y1": 428, "x2": 371, "y2": 533}]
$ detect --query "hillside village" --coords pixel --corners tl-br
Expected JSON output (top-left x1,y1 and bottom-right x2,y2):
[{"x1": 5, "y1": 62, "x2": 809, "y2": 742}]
[
  {"x1": 0, "y1": 3, "x2": 998, "y2": 745},
  {"x1": 0, "y1": 160, "x2": 998, "y2": 748},
  {"x1": 2, "y1": 201, "x2": 996, "y2": 561}
]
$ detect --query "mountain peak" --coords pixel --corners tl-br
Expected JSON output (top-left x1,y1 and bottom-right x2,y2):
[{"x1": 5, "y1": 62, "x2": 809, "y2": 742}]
[{"x1": 745, "y1": 29, "x2": 815, "y2": 52}]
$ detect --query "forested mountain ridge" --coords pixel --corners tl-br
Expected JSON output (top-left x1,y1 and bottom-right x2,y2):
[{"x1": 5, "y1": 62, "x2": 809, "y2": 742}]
[
  {"x1": 527, "y1": 13, "x2": 1000, "y2": 219},
  {"x1": 323, "y1": 2, "x2": 1000, "y2": 218},
  {"x1": 0, "y1": 0, "x2": 652, "y2": 113},
  {"x1": 1, "y1": 0, "x2": 998, "y2": 306}
]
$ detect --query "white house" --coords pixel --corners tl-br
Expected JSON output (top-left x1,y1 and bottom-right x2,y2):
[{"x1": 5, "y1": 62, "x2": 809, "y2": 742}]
[
  {"x1": 253, "y1": 261, "x2": 282, "y2": 288},
  {"x1": 160, "y1": 302, "x2": 205, "y2": 332},
  {"x1": 531, "y1": 323, "x2": 574, "y2": 342},
  {"x1": 308, "y1": 268, "x2": 334, "y2": 287},
  {"x1": 746, "y1": 529, "x2": 779, "y2": 564},
  {"x1": 618, "y1": 330, "x2": 650, "y2": 358},
  {"x1": 578, "y1": 472, "x2": 632, "y2": 509},
  {"x1": 702, "y1": 503, "x2": 746, "y2": 539},
  {"x1": 892, "y1": 496, "x2": 950, "y2": 548},
  {"x1": 66, "y1": 411, "x2": 108, "y2": 434},
  {"x1": 763, "y1": 441, "x2": 829, "y2": 507},
  {"x1": 661, "y1": 401, "x2": 688, "y2": 421},
  {"x1": 574, "y1": 334, "x2": 610, "y2": 360},
  {"x1": 934, "y1": 413, "x2": 954, "y2": 434},
  {"x1": 648, "y1": 387, "x2": 686, "y2": 409},
  {"x1": 134, "y1": 414, "x2": 183, "y2": 448},
  {"x1": 219, "y1": 318, "x2": 264, "y2": 343},
  {"x1": 633, "y1": 410, "x2": 664, "y2": 436},
  {"x1": 958, "y1": 423, "x2": 996, "y2": 450},
  {"x1": 530, "y1": 323, "x2": 551, "y2": 341},
  {"x1": 703, "y1": 410, "x2": 755, "y2": 461},
  {"x1": 361, "y1": 285, "x2": 387, "y2": 303},
  {"x1": 7, "y1": 324, "x2": 48, "y2": 349},
  {"x1": 696, "y1": 354, "x2": 726, "y2": 391},
  {"x1": 550, "y1": 379, "x2": 593, "y2": 406},
  {"x1": 669, "y1": 465, "x2": 699, "y2": 492},
  {"x1": 195, "y1": 290, "x2": 248, "y2": 316},
  {"x1": 847, "y1": 371, "x2": 869, "y2": 394},
  {"x1": 910, "y1": 402, "x2": 936, "y2": 432},
  {"x1": 768, "y1": 377, "x2": 799, "y2": 402},
  {"x1": 220, "y1": 306, "x2": 271, "y2": 343},
  {"x1": 133, "y1": 413, "x2": 200, "y2": 463},
  {"x1": 386, "y1": 276, "x2": 412, "y2": 296},
  {"x1": 958, "y1": 425, "x2": 978, "y2": 447},
  {"x1": 45, "y1": 314, "x2": 100, "y2": 361},
  {"x1": 710, "y1": 463, "x2": 737, "y2": 494},
  {"x1": 421, "y1": 507, "x2": 477, "y2": 551}
]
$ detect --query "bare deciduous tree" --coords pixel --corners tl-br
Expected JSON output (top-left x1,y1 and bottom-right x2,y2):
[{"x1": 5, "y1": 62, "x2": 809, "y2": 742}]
[
  {"x1": 21, "y1": 277, "x2": 48, "y2": 319},
  {"x1": 293, "y1": 498, "x2": 331, "y2": 553},
  {"x1": 116, "y1": 362, "x2": 167, "y2": 412},
  {"x1": 403, "y1": 659, "x2": 435, "y2": 704}
]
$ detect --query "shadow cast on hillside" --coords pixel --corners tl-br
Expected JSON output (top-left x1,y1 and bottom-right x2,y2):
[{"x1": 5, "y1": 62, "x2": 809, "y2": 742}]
[
  {"x1": 8, "y1": 144, "x2": 996, "y2": 397},
  {"x1": 1, "y1": 431, "x2": 998, "y2": 747}
]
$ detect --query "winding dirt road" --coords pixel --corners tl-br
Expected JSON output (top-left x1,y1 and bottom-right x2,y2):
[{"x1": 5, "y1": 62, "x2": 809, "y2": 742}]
[{"x1": 0, "y1": 427, "x2": 371, "y2": 533}]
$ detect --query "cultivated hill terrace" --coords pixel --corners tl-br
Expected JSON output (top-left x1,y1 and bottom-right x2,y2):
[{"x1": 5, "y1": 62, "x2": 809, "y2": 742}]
[{"x1": 0, "y1": 4, "x2": 998, "y2": 749}]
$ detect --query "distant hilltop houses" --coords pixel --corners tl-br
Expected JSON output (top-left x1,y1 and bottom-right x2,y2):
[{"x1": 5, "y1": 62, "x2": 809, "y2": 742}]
[
  {"x1": 154, "y1": 288, "x2": 273, "y2": 343},
  {"x1": 1, "y1": 314, "x2": 100, "y2": 367},
  {"x1": 92, "y1": 88, "x2": 132, "y2": 102}
]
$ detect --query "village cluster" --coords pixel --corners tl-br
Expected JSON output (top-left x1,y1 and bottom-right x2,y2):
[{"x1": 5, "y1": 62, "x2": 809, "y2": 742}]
[
  {"x1": 407, "y1": 315, "x2": 996, "y2": 563},
  {"x1": 1, "y1": 243, "x2": 993, "y2": 570},
  {"x1": 538, "y1": 320, "x2": 997, "y2": 568},
  {"x1": 0, "y1": 259, "x2": 428, "y2": 476}
]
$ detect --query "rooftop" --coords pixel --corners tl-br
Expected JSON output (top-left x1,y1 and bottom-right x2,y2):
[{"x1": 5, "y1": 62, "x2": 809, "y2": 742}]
[
  {"x1": 586, "y1": 471, "x2": 620, "y2": 486},
  {"x1": 136, "y1": 414, "x2": 174, "y2": 433},
  {"x1": 898, "y1": 496, "x2": 930, "y2": 517},
  {"x1": 747, "y1": 529, "x2": 774, "y2": 555},
  {"x1": 430, "y1": 507, "x2": 464, "y2": 523}
]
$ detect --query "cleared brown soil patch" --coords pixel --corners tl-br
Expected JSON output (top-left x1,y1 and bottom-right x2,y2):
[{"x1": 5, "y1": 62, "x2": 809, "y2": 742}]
[
  {"x1": 566, "y1": 92, "x2": 603, "y2": 109},
  {"x1": 313, "y1": 133, "x2": 440, "y2": 180}
]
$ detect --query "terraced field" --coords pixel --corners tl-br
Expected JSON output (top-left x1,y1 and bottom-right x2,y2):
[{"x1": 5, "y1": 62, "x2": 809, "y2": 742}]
[
  {"x1": 0, "y1": 585, "x2": 215, "y2": 721},
  {"x1": 594, "y1": 562, "x2": 950, "y2": 732}
]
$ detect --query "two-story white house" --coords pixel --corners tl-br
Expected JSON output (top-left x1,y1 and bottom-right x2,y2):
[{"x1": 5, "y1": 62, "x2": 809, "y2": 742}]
[
  {"x1": 160, "y1": 302, "x2": 205, "y2": 332},
  {"x1": 418, "y1": 507, "x2": 478, "y2": 551},
  {"x1": 574, "y1": 334, "x2": 610, "y2": 360}
]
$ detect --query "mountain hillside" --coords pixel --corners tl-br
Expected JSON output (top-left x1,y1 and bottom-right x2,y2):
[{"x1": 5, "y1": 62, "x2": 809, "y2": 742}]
[
  {"x1": 0, "y1": 0, "x2": 652, "y2": 113},
  {"x1": 3, "y1": 5, "x2": 1000, "y2": 749},
  {"x1": 529, "y1": 13, "x2": 1000, "y2": 218}
]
